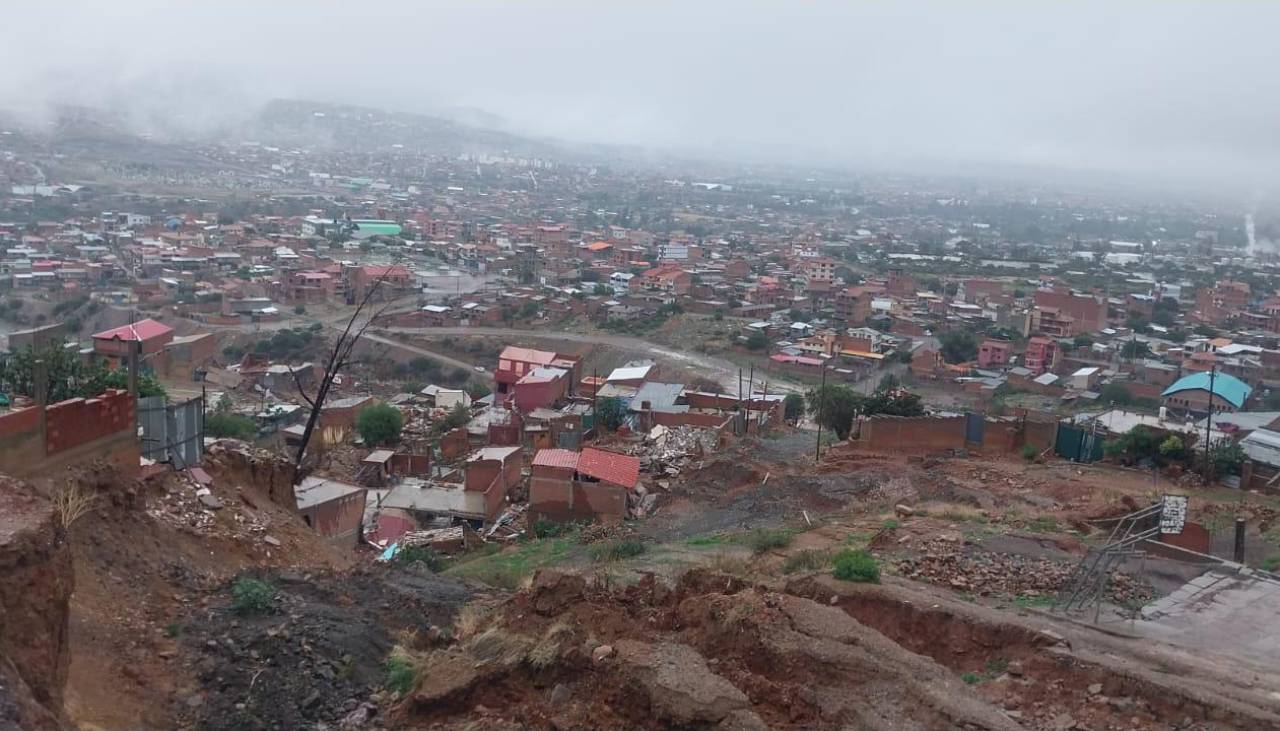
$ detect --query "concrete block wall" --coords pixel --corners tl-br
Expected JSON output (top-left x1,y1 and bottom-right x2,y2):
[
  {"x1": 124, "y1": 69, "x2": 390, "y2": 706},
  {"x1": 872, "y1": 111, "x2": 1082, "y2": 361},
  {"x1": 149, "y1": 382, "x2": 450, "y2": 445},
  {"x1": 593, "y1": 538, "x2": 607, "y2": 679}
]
[{"x1": 0, "y1": 390, "x2": 139, "y2": 478}]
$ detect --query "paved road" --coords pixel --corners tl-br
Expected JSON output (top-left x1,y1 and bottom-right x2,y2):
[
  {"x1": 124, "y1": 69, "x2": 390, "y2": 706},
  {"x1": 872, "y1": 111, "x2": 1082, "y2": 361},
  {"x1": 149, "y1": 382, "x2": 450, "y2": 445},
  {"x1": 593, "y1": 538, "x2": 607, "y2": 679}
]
[{"x1": 372, "y1": 325, "x2": 802, "y2": 395}]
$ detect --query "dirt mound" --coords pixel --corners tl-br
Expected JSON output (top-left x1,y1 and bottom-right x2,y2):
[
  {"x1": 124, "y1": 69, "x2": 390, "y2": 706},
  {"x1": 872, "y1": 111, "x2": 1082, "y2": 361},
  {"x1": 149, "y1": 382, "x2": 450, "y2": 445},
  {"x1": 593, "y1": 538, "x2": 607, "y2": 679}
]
[
  {"x1": 180, "y1": 565, "x2": 474, "y2": 731},
  {"x1": 0, "y1": 477, "x2": 73, "y2": 731},
  {"x1": 389, "y1": 567, "x2": 1280, "y2": 731}
]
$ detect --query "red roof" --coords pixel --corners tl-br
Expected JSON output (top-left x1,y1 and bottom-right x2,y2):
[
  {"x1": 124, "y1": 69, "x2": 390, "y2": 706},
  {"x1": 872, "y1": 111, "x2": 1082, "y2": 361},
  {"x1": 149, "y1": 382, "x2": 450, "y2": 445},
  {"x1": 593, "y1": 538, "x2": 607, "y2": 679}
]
[
  {"x1": 92, "y1": 318, "x2": 174, "y2": 342},
  {"x1": 577, "y1": 448, "x2": 640, "y2": 489},
  {"x1": 532, "y1": 449, "x2": 579, "y2": 469}
]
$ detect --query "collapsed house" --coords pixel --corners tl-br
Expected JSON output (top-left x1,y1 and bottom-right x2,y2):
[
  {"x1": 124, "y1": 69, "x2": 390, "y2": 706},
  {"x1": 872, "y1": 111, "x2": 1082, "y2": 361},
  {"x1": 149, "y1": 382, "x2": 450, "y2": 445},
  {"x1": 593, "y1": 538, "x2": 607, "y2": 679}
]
[{"x1": 529, "y1": 446, "x2": 641, "y2": 524}]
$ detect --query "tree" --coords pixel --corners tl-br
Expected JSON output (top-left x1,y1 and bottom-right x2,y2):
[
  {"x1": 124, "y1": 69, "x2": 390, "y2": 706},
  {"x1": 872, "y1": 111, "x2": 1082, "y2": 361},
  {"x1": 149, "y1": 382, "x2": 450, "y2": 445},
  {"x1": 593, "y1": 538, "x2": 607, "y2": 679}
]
[
  {"x1": 807, "y1": 385, "x2": 862, "y2": 440},
  {"x1": 592, "y1": 284, "x2": 612, "y2": 296},
  {"x1": 1126, "y1": 316, "x2": 1151, "y2": 334},
  {"x1": 205, "y1": 413, "x2": 258, "y2": 441},
  {"x1": 467, "y1": 381, "x2": 491, "y2": 400},
  {"x1": 1073, "y1": 333, "x2": 1094, "y2": 349},
  {"x1": 431, "y1": 402, "x2": 472, "y2": 436},
  {"x1": 1120, "y1": 340, "x2": 1151, "y2": 360},
  {"x1": 938, "y1": 329, "x2": 978, "y2": 364},
  {"x1": 596, "y1": 396, "x2": 628, "y2": 432},
  {"x1": 519, "y1": 300, "x2": 540, "y2": 319},
  {"x1": 1158, "y1": 435, "x2": 1190, "y2": 462},
  {"x1": 1103, "y1": 425, "x2": 1161, "y2": 464},
  {"x1": 783, "y1": 393, "x2": 805, "y2": 424},
  {"x1": 1209, "y1": 439, "x2": 1246, "y2": 477},
  {"x1": 687, "y1": 376, "x2": 725, "y2": 394},
  {"x1": 860, "y1": 388, "x2": 925, "y2": 417},
  {"x1": 877, "y1": 373, "x2": 900, "y2": 392},
  {"x1": 1098, "y1": 382, "x2": 1133, "y2": 405},
  {"x1": 745, "y1": 330, "x2": 770, "y2": 351},
  {"x1": 357, "y1": 403, "x2": 405, "y2": 446}
]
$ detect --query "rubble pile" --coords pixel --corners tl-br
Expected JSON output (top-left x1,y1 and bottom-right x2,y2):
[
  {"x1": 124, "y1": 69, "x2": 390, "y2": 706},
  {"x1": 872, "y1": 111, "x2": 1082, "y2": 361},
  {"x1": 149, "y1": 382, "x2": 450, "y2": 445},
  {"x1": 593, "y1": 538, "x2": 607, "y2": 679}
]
[
  {"x1": 896, "y1": 541, "x2": 1153, "y2": 606},
  {"x1": 576, "y1": 522, "x2": 634, "y2": 544},
  {"x1": 629, "y1": 424, "x2": 719, "y2": 483},
  {"x1": 145, "y1": 471, "x2": 273, "y2": 543},
  {"x1": 1201, "y1": 501, "x2": 1280, "y2": 532}
]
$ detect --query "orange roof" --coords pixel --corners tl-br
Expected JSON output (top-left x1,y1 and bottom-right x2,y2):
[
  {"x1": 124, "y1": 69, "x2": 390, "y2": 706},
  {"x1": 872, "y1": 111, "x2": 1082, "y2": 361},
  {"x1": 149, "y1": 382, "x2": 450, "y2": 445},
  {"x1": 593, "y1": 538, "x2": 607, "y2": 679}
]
[
  {"x1": 499, "y1": 346, "x2": 558, "y2": 365},
  {"x1": 586, "y1": 241, "x2": 612, "y2": 252}
]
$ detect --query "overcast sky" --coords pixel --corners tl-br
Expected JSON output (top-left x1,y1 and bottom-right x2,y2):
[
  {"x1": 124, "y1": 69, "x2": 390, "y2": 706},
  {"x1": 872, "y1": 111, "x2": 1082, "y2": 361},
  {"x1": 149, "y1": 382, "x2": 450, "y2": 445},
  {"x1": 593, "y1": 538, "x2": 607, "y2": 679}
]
[{"x1": 4, "y1": 1, "x2": 1280, "y2": 189}]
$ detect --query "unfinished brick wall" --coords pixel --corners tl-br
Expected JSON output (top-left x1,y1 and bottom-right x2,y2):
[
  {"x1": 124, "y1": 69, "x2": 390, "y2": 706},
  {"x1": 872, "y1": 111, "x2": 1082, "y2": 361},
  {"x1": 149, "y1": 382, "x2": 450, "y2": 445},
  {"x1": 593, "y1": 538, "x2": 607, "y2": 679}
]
[
  {"x1": 853, "y1": 415, "x2": 967, "y2": 452},
  {"x1": 44, "y1": 390, "x2": 134, "y2": 455},
  {"x1": 0, "y1": 390, "x2": 139, "y2": 478}
]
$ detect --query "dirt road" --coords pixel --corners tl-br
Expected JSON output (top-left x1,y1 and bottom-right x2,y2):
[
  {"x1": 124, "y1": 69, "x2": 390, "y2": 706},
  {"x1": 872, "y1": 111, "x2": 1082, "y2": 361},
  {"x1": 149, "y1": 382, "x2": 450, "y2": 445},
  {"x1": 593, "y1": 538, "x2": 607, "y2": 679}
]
[{"x1": 376, "y1": 325, "x2": 802, "y2": 394}]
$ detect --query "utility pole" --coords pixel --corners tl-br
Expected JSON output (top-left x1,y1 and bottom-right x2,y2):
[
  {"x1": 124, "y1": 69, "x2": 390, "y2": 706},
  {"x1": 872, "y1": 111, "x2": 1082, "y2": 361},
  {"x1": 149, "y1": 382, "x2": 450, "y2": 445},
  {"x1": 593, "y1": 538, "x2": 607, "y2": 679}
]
[
  {"x1": 746, "y1": 364, "x2": 755, "y2": 434},
  {"x1": 814, "y1": 362, "x2": 827, "y2": 461},
  {"x1": 1203, "y1": 363, "x2": 1217, "y2": 483}
]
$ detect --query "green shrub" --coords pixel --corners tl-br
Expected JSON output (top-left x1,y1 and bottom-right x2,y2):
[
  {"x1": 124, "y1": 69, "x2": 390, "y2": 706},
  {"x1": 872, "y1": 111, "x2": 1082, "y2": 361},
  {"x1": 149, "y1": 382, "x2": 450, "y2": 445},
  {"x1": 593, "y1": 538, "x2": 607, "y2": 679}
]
[
  {"x1": 1020, "y1": 443, "x2": 1038, "y2": 461},
  {"x1": 592, "y1": 538, "x2": 647, "y2": 562},
  {"x1": 356, "y1": 402, "x2": 405, "y2": 446},
  {"x1": 961, "y1": 672, "x2": 981, "y2": 684},
  {"x1": 531, "y1": 520, "x2": 570, "y2": 539},
  {"x1": 745, "y1": 528, "x2": 794, "y2": 555},
  {"x1": 1262, "y1": 555, "x2": 1280, "y2": 572},
  {"x1": 231, "y1": 577, "x2": 276, "y2": 615},
  {"x1": 395, "y1": 546, "x2": 446, "y2": 572},
  {"x1": 832, "y1": 549, "x2": 880, "y2": 583},
  {"x1": 384, "y1": 655, "x2": 416, "y2": 697},
  {"x1": 205, "y1": 412, "x2": 258, "y2": 441},
  {"x1": 881, "y1": 519, "x2": 900, "y2": 531}
]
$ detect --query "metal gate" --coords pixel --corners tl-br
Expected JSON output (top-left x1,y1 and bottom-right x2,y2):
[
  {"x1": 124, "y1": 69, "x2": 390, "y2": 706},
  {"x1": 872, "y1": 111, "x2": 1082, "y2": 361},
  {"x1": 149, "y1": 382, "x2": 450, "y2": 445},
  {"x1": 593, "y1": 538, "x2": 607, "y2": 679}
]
[
  {"x1": 1054, "y1": 423, "x2": 1104, "y2": 463},
  {"x1": 138, "y1": 395, "x2": 205, "y2": 468},
  {"x1": 965, "y1": 412, "x2": 986, "y2": 444}
]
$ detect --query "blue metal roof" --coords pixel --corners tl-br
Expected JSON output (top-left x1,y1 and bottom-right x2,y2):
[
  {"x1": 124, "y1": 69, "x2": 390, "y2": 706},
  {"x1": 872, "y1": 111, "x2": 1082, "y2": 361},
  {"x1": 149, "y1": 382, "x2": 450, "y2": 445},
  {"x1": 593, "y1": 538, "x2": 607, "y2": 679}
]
[{"x1": 1161, "y1": 372, "x2": 1252, "y2": 408}]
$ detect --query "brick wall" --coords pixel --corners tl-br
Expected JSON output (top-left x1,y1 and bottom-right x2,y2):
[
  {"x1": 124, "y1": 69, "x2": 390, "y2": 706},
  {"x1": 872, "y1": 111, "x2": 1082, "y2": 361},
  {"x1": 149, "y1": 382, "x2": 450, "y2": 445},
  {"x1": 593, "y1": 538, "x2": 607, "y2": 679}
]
[
  {"x1": 853, "y1": 415, "x2": 967, "y2": 452},
  {"x1": 0, "y1": 390, "x2": 139, "y2": 477},
  {"x1": 45, "y1": 390, "x2": 135, "y2": 454},
  {"x1": 529, "y1": 465, "x2": 627, "y2": 524},
  {"x1": 852, "y1": 413, "x2": 1056, "y2": 456}
]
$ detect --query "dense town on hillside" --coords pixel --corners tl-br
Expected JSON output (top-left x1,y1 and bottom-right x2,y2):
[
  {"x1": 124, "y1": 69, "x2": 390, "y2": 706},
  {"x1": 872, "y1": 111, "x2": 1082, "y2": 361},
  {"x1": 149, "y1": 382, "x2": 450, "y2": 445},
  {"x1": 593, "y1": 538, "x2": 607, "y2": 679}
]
[{"x1": 5, "y1": 105, "x2": 1280, "y2": 731}]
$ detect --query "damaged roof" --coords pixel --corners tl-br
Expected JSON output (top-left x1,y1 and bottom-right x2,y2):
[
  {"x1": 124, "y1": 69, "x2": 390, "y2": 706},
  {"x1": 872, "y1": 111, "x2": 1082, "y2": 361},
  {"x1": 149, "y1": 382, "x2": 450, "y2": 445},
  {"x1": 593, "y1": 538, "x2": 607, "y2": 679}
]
[{"x1": 577, "y1": 448, "x2": 640, "y2": 489}]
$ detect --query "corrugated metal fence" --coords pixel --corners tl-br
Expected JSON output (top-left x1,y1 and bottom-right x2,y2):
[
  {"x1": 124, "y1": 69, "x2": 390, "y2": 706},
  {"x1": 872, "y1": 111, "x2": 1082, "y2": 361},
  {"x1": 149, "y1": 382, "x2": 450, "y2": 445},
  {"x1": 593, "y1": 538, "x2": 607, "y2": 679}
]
[{"x1": 138, "y1": 395, "x2": 205, "y2": 468}]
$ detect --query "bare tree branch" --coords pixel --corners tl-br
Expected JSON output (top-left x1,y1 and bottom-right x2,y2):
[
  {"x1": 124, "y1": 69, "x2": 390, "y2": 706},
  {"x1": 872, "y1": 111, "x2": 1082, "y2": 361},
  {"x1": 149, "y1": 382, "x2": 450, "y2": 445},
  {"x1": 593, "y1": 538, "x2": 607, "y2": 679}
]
[
  {"x1": 288, "y1": 365, "x2": 317, "y2": 409},
  {"x1": 291, "y1": 258, "x2": 407, "y2": 482}
]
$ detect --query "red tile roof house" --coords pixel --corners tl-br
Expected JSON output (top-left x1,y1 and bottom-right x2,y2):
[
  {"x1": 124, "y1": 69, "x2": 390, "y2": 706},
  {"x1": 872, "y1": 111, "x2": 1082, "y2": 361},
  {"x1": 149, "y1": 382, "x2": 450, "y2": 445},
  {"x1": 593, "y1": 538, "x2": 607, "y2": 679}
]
[
  {"x1": 529, "y1": 447, "x2": 640, "y2": 524},
  {"x1": 91, "y1": 318, "x2": 175, "y2": 364}
]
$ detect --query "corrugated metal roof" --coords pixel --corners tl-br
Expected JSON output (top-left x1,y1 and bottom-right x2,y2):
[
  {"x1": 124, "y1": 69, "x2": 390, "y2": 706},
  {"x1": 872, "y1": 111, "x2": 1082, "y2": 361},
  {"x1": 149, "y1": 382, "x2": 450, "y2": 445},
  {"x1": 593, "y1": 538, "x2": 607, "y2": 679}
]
[
  {"x1": 577, "y1": 448, "x2": 640, "y2": 489},
  {"x1": 1241, "y1": 429, "x2": 1280, "y2": 466},
  {"x1": 532, "y1": 448, "x2": 579, "y2": 469},
  {"x1": 1161, "y1": 372, "x2": 1252, "y2": 408}
]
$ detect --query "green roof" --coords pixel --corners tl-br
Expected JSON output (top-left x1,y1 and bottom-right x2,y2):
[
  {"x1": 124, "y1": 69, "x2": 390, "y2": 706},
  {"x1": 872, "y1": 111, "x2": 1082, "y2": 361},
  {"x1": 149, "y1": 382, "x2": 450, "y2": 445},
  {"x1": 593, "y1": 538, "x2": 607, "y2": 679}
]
[
  {"x1": 353, "y1": 222, "x2": 402, "y2": 237},
  {"x1": 1161, "y1": 372, "x2": 1251, "y2": 408}
]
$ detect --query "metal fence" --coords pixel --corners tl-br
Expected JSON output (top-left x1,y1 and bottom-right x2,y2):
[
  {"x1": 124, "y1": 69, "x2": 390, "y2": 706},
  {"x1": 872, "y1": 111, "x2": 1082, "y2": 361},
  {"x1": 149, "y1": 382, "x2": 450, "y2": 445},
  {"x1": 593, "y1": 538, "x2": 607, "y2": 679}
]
[{"x1": 138, "y1": 395, "x2": 205, "y2": 468}]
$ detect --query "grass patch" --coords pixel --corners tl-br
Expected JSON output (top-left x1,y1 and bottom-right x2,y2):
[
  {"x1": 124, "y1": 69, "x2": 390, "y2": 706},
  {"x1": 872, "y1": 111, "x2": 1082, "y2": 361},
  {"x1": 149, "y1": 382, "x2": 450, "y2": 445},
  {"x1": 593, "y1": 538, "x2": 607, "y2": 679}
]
[
  {"x1": 230, "y1": 577, "x2": 275, "y2": 615},
  {"x1": 1262, "y1": 555, "x2": 1280, "y2": 572},
  {"x1": 961, "y1": 672, "x2": 981, "y2": 684},
  {"x1": 844, "y1": 531, "x2": 874, "y2": 547},
  {"x1": 164, "y1": 622, "x2": 183, "y2": 638},
  {"x1": 591, "y1": 538, "x2": 647, "y2": 562},
  {"x1": 445, "y1": 536, "x2": 579, "y2": 589},
  {"x1": 384, "y1": 654, "x2": 416, "y2": 697},
  {"x1": 832, "y1": 549, "x2": 880, "y2": 583},
  {"x1": 881, "y1": 519, "x2": 900, "y2": 531},
  {"x1": 1026, "y1": 516, "x2": 1059, "y2": 533},
  {"x1": 1012, "y1": 594, "x2": 1054, "y2": 609},
  {"x1": 745, "y1": 528, "x2": 797, "y2": 555},
  {"x1": 684, "y1": 533, "x2": 736, "y2": 548},
  {"x1": 531, "y1": 520, "x2": 577, "y2": 539},
  {"x1": 782, "y1": 549, "x2": 831, "y2": 574}
]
